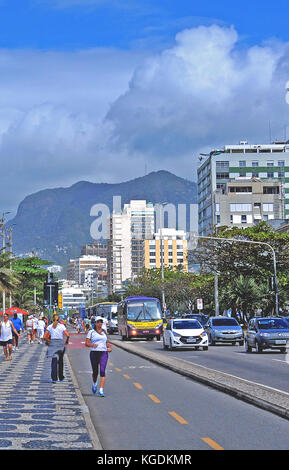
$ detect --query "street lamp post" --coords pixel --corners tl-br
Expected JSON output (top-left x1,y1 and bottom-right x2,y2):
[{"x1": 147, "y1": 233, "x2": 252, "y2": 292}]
[
  {"x1": 193, "y1": 235, "x2": 279, "y2": 315},
  {"x1": 0, "y1": 212, "x2": 11, "y2": 312},
  {"x1": 156, "y1": 204, "x2": 167, "y2": 313}
]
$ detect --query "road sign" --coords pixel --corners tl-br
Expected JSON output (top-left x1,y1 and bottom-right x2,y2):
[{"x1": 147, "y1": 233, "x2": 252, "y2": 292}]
[
  {"x1": 58, "y1": 293, "x2": 63, "y2": 309},
  {"x1": 197, "y1": 298, "x2": 203, "y2": 310}
]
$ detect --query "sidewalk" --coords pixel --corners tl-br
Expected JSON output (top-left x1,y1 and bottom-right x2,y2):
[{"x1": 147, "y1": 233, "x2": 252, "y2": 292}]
[{"x1": 0, "y1": 332, "x2": 100, "y2": 450}]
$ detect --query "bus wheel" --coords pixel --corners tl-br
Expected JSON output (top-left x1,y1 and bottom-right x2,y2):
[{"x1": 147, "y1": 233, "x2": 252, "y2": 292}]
[{"x1": 156, "y1": 335, "x2": 161, "y2": 341}]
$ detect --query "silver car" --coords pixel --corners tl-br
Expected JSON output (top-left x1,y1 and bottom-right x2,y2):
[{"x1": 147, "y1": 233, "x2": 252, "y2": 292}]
[{"x1": 205, "y1": 316, "x2": 244, "y2": 346}]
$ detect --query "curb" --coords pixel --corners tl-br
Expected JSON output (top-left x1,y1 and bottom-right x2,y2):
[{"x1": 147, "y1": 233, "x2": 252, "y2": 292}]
[{"x1": 109, "y1": 338, "x2": 289, "y2": 421}]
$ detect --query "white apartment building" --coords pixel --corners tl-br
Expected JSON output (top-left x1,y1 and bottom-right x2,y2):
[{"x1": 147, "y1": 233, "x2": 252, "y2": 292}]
[
  {"x1": 198, "y1": 141, "x2": 289, "y2": 235},
  {"x1": 107, "y1": 200, "x2": 155, "y2": 294},
  {"x1": 67, "y1": 255, "x2": 107, "y2": 285}
]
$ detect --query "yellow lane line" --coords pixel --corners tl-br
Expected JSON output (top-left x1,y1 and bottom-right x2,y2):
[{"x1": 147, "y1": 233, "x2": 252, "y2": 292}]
[
  {"x1": 148, "y1": 394, "x2": 161, "y2": 403},
  {"x1": 114, "y1": 367, "x2": 122, "y2": 372},
  {"x1": 202, "y1": 438, "x2": 224, "y2": 450},
  {"x1": 123, "y1": 374, "x2": 131, "y2": 379},
  {"x1": 168, "y1": 411, "x2": 188, "y2": 425},
  {"x1": 133, "y1": 382, "x2": 143, "y2": 390}
]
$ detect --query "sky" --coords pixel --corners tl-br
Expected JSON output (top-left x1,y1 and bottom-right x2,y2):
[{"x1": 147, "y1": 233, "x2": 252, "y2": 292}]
[{"x1": 2, "y1": 0, "x2": 289, "y2": 215}]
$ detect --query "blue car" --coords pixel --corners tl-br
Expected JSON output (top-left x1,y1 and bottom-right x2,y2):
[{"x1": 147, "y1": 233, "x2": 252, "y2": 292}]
[
  {"x1": 245, "y1": 317, "x2": 289, "y2": 354},
  {"x1": 205, "y1": 316, "x2": 244, "y2": 346}
]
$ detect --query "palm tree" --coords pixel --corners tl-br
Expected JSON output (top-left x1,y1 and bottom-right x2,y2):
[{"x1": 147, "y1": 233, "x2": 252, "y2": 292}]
[
  {"x1": 221, "y1": 275, "x2": 262, "y2": 323},
  {"x1": 0, "y1": 251, "x2": 19, "y2": 294}
]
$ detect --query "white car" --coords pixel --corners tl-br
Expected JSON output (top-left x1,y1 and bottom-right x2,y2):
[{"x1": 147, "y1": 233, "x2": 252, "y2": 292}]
[{"x1": 163, "y1": 318, "x2": 208, "y2": 351}]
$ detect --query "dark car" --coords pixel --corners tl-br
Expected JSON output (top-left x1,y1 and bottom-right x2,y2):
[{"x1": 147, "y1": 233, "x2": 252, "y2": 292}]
[
  {"x1": 183, "y1": 313, "x2": 208, "y2": 327},
  {"x1": 245, "y1": 317, "x2": 289, "y2": 353},
  {"x1": 205, "y1": 316, "x2": 244, "y2": 346}
]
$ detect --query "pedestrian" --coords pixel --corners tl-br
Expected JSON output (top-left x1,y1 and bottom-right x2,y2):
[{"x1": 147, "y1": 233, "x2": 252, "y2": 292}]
[
  {"x1": 0, "y1": 313, "x2": 20, "y2": 360},
  {"x1": 32, "y1": 315, "x2": 38, "y2": 342},
  {"x1": 100, "y1": 313, "x2": 108, "y2": 332},
  {"x1": 37, "y1": 316, "x2": 46, "y2": 344},
  {"x1": 26, "y1": 315, "x2": 34, "y2": 344},
  {"x1": 11, "y1": 313, "x2": 23, "y2": 351},
  {"x1": 44, "y1": 314, "x2": 70, "y2": 383},
  {"x1": 85, "y1": 316, "x2": 112, "y2": 397}
]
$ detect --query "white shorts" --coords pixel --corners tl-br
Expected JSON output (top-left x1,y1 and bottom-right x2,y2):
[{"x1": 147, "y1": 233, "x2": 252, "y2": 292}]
[{"x1": 37, "y1": 329, "x2": 44, "y2": 338}]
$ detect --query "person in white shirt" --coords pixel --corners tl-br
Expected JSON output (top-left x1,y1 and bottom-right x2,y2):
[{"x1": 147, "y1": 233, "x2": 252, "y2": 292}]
[
  {"x1": 0, "y1": 313, "x2": 20, "y2": 361},
  {"x1": 85, "y1": 316, "x2": 112, "y2": 397},
  {"x1": 44, "y1": 314, "x2": 70, "y2": 383},
  {"x1": 32, "y1": 316, "x2": 38, "y2": 342},
  {"x1": 37, "y1": 317, "x2": 46, "y2": 344},
  {"x1": 26, "y1": 315, "x2": 34, "y2": 344}
]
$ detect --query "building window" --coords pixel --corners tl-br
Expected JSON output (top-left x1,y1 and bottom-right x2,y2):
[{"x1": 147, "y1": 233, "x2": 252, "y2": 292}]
[
  {"x1": 252, "y1": 161, "x2": 259, "y2": 167},
  {"x1": 263, "y1": 203, "x2": 274, "y2": 212},
  {"x1": 263, "y1": 186, "x2": 279, "y2": 194},
  {"x1": 239, "y1": 161, "x2": 246, "y2": 167},
  {"x1": 241, "y1": 215, "x2": 247, "y2": 224},
  {"x1": 267, "y1": 161, "x2": 274, "y2": 167},
  {"x1": 267, "y1": 172, "x2": 274, "y2": 178},
  {"x1": 230, "y1": 203, "x2": 252, "y2": 212}
]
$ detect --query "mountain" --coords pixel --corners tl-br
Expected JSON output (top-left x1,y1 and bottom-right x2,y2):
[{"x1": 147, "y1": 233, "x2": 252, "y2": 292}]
[{"x1": 9, "y1": 171, "x2": 197, "y2": 266}]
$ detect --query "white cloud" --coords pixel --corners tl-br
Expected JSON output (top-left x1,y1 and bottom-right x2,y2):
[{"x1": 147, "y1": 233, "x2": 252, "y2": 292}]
[{"x1": 1, "y1": 25, "x2": 289, "y2": 214}]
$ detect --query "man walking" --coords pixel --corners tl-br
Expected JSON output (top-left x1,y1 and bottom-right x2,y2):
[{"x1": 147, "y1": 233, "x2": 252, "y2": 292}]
[
  {"x1": 0, "y1": 313, "x2": 20, "y2": 360},
  {"x1": 11, "y1": 313, "x2": 23, "y2": 351}
]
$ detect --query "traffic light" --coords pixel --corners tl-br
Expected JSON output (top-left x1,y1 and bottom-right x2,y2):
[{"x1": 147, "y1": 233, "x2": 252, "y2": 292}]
[{"x1": 43, "y1": 273, "x2": 59, "y2": 307}]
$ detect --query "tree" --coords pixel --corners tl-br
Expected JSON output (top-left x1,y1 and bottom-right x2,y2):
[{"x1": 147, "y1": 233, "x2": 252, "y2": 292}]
[
  {"x1": 11, "y1": 256, "x2": 51, "y2": 310},
  {"x1": 0, "y1": 251, "x2": 20, "y2": 295}
]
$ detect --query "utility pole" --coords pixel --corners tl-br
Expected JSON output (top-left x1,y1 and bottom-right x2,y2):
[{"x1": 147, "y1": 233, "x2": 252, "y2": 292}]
[{"x1": 0, "y1": 212, "x2": 11, "y2": 312}]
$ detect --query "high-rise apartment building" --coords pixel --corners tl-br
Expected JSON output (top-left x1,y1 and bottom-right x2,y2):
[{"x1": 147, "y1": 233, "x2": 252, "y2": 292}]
[
  {"x1": 66, "y1": 255, "x2": 107, "y2": 285},
  {"x1": 198, "y1": 141, "x2": 289, "y2": 235},
  {"x1": 107, "y1": 200, "x2": 155, "y2": 294},
  {"x1": 215, "y1": 178, "x2": 283, "y2": 228},
  {"x1": 144, "y1": 229, "x2": 188, "y2": 272}
]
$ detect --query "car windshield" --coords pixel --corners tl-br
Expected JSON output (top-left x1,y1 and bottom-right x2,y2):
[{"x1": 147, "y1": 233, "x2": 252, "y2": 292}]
[
  {"x1": 127, "y1": 301, "x2": 162, "y2": 321},
  {"x1": 185, "y1": 315, "x2": 207, "y2": 325},
  {"x1": 257, "y1": 319, "x2": 289, "y2": 330},
  {"x1": 173, "y1": 320, "x2": 202, "y2": 330},
  {"x1": 211, "y1": 318, "x2": 239, "y2": 326}
]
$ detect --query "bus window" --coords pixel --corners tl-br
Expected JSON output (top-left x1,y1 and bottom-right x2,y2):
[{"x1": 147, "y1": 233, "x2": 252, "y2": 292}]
[{"x1": 127, "y1": 301, "x2": 162, "y2": 321}]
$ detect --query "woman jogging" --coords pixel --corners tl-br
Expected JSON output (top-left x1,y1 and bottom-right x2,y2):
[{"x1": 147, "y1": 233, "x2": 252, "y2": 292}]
[
  {"x1": 44, "y1": 314, "x2": 69, "y2": 383},
  {"x1": 85, "y1": 316, "x2": 112, "y2": 397},
  {"x1": 0, "y1": 313, "x2": 20, "y2": 360}
]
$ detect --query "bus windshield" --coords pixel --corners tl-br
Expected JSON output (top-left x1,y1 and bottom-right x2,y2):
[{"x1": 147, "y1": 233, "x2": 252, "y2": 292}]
[
  {"x1": 127, "y1": 301, "x2": 162, "y2": 321},
  {"x1": 96, "y1": 304, "x2": 118, "y2": 319}
]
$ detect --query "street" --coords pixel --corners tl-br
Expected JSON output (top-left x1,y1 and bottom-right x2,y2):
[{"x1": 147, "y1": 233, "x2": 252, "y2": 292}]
[
  {"x1": 67, "y1": 332, "x2": 289, "y2": 450},
  {"x1": 122, "y1": 335, "x2": 289, "y2": 393}
]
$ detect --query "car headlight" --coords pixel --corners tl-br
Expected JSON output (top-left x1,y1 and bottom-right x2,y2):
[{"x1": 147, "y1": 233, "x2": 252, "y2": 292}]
[
  {"x1": 260, "y1": 333, "x2": 271, "y2": 338},
  {"x1": 172, "y1": 331, "x2": 181, "y2": 338},
  {"x1": 200, "y1": 332, "x2": 207, "y2": 338}
]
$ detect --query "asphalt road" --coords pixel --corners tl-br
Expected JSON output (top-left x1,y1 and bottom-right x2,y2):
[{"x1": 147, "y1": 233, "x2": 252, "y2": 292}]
[
  {"x1": 124, "y1": 336, "x2": 289, "y2": 394},
  {"x1": 67, "y1": 334, "x2": 289, "y2": 450}
]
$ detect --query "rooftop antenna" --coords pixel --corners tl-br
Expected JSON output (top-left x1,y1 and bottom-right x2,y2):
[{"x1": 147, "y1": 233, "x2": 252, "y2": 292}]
[{"x1": 269, "y1": 120, "x2": 272, "y2": 144}]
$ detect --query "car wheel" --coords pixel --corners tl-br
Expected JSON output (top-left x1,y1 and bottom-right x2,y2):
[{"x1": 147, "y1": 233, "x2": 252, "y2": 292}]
[
  {"x1": 239, "y1": 340, "x2": 244, "y2": 346},
  {"x1": 169, "y1": 339, "x2": 174, "y2": 351},
  {"x1": 203, "y1": 346, "x2": 208, "y2": 351},
  {"x1": 280, "y1": 347, "x2": 286, "y2": 354},
  {"x1": 255, "y1": 340, "x2": 263, "y2": 354},
  {"x1": 163, "y1": 338, "x2": 168, "y2": 350},
  {"x1": 209, "y1": 334, "x2": 215, "y2": 346},
  {"x1": 245, "y1": 340, "x2": 252, "y2": 353}
]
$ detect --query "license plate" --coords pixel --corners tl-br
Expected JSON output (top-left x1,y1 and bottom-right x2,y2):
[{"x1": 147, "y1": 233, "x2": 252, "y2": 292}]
[
  {"x1": 275, "y1": 340, "x2": 286, "y2": 344},
  {"x1": 143, "y1": 330, "x2": 149, "y2": 334},
  {"x1": 187, "y1": 339, "x2": 196, "y2": 343}
]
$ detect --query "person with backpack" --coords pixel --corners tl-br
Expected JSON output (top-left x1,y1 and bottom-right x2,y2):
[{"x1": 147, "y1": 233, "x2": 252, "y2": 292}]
[{"x1": 0, "y1": 313, "x2": 20, "y2": 360}]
